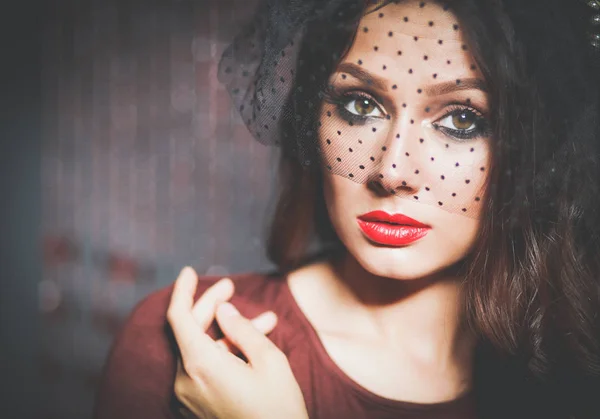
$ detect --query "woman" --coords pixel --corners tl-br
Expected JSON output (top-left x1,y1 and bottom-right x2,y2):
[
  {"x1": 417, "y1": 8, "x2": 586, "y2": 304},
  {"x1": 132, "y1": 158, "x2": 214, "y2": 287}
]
[{"x1": 94, "y1": 0, "x2": 600, "y2": 418}]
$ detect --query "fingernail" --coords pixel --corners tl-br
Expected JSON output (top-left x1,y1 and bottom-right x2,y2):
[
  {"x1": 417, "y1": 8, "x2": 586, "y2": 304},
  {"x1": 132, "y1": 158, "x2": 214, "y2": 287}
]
[
  {"x1": 260, "y1": 311, "x2": 277, "y2": 324},
  {"x1": 181, "y1": 266, "x2": 195, "y2": 276},
  {"x1": 217, "y1": 277, "x2": 233, "y2": 290},
  {"x1": 253, "y1": 312, "x2": 278, "y2": 329},
  {"x1": 218, "y1": 302, "x2": 239, "y2": 317}
]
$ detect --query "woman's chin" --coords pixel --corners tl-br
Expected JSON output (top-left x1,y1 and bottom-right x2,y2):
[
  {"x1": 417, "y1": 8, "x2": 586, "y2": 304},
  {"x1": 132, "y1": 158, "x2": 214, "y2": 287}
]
[{"x1": 348, "y1": 243, "x2": 462, "y2": 282}]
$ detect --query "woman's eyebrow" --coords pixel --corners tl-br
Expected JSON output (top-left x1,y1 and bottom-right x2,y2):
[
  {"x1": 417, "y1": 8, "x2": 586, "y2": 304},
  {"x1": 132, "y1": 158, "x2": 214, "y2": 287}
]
[
  {"x1": 334, "y1": 62, "x2": 486, "y2": 96},
  {"x1": 335, "y1": 62, "x2": 389, "y2": 91},
  {"x1": 424, "y1": 78, "x2": 487, "y2": 96}
]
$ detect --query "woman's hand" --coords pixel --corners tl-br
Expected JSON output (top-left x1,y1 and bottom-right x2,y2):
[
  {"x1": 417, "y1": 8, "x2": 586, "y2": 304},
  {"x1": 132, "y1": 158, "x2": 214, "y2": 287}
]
[{"x1": 167, "y1": 267, "x2": 309, "y2": 419}]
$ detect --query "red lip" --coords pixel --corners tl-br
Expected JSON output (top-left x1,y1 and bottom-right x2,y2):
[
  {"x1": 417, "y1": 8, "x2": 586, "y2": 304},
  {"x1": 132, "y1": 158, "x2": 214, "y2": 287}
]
[
  {"x1": 357, "y1": 211, "x2": 430, "y2": 246},
  {"x1": 358, "y1": 211, "x2": 429, "y2": 227}
]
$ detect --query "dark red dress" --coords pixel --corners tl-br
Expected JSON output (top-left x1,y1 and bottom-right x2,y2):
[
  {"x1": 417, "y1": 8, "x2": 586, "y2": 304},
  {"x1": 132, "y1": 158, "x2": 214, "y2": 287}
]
[{"x1": 94, "y1": 272, "x2": 476, "y2": 419}]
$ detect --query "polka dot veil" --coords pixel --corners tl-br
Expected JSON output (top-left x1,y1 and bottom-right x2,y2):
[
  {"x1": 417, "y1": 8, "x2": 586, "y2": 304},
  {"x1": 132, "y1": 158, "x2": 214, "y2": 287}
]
[{"x1": 219, "y1": 0, "x2": 492, "y2": 218}]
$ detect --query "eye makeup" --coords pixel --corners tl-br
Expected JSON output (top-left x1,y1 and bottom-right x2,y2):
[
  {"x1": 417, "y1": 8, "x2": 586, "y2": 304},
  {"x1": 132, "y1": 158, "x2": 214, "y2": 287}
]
[{"x1": 431, "y1": 104, "x2": 491, "y2": 141}]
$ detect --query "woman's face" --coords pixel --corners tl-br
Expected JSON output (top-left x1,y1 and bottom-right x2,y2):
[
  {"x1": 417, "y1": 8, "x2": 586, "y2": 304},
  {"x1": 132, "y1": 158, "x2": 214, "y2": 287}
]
[{"x1": 318, "y1": 0, "x2": 491, "y2": 280}]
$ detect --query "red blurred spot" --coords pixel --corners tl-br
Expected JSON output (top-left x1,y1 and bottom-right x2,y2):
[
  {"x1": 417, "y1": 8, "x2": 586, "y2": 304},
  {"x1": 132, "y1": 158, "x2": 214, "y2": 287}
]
[
  {"x1": 107, "y1": 253, "x2": 138, "y2": 283},
  {"x1": 43, "y1": 235, "x2": 78, "y2": 266}
]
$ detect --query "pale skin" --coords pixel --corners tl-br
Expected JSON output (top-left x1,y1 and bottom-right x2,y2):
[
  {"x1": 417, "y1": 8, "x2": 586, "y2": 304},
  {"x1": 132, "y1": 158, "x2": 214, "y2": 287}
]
[{"x1": 168, "y1": 1, "x2": 490, "y2": 417}]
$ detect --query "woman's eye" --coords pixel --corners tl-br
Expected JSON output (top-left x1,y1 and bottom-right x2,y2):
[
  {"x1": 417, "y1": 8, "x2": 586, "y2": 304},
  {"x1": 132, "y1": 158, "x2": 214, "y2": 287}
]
[
  {"x1": 432, "y1": 107, "x2": 490, "y2": 140},
  {"x1": 345, "y1": 97, "x2": 383, "y2": 117},
  {"x1": 438, "y1": 109, "x2": 478, "y2": 131}
]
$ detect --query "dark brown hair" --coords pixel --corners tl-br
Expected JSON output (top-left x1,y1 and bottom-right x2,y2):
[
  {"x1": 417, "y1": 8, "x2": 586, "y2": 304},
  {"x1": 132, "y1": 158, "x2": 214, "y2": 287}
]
[{"x1": 265, "y1": 0, "x2": 600, "y2": 417}]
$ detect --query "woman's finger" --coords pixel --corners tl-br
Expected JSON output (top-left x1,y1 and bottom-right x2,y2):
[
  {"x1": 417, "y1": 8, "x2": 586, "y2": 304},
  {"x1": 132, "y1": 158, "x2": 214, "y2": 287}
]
[
  {"x1": 215, "y1": 303, "x2": 283, "y2": 368},
  {"x1": 214, "y1": 310, "x2": 278, "y2": 354},
  {"x1": 168, "y1": 266, "x2": 198, "y2": 320},
  {"x1": 191, "y1": 277, "x2": 234, "y2": 330},
  {"x1": 167, "y1": 267, "x2": 222, "y2": 373}
]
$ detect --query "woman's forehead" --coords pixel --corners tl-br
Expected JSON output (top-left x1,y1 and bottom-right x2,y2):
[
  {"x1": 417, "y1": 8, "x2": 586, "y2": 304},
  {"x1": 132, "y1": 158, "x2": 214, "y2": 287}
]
[
  {"x1": 361, "y1": 1, "x2": 463, "y2": 41},
  {"x1": 340, "y1": 1, "x2": 479, "y2": 82},
  {"x1": 362, "y1": 0, "x2": 462, "y2": 41}
]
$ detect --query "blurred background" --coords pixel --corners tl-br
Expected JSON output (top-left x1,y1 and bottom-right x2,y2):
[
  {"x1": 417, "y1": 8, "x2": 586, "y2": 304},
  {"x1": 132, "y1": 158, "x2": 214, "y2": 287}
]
[{"x1": 39, "y1": 0, "x2": 275, "y2": 417}]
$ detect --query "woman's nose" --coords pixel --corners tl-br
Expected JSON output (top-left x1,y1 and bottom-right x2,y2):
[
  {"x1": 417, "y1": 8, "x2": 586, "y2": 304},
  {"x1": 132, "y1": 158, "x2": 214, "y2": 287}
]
[{"x1": 367, "y1": 120, "x2": 424, "y2": 197}]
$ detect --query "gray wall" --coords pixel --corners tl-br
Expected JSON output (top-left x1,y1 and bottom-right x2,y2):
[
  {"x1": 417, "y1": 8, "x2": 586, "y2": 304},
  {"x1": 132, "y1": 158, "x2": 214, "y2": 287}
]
[{"x1": 40, "y1": 1, "x2": 276, "y2": 417}]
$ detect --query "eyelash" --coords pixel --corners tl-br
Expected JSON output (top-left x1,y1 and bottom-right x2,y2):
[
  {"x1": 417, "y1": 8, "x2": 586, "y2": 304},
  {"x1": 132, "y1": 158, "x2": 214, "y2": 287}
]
[
  {"x1": 433, "y1": 104, "x2": 491, "y2": 141},
  {"x1": 325, "y1": 88, "x2": 490, "y2": 141},
  {"x1": 325, "y1": 89, "x2": 385, "y2": 124}
]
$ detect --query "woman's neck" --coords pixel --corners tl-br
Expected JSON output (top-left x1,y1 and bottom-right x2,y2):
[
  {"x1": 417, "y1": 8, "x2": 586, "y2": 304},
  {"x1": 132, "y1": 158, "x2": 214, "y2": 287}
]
[{"x1": 290, "y1": 252, "x2": 475, "y2": 379}]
